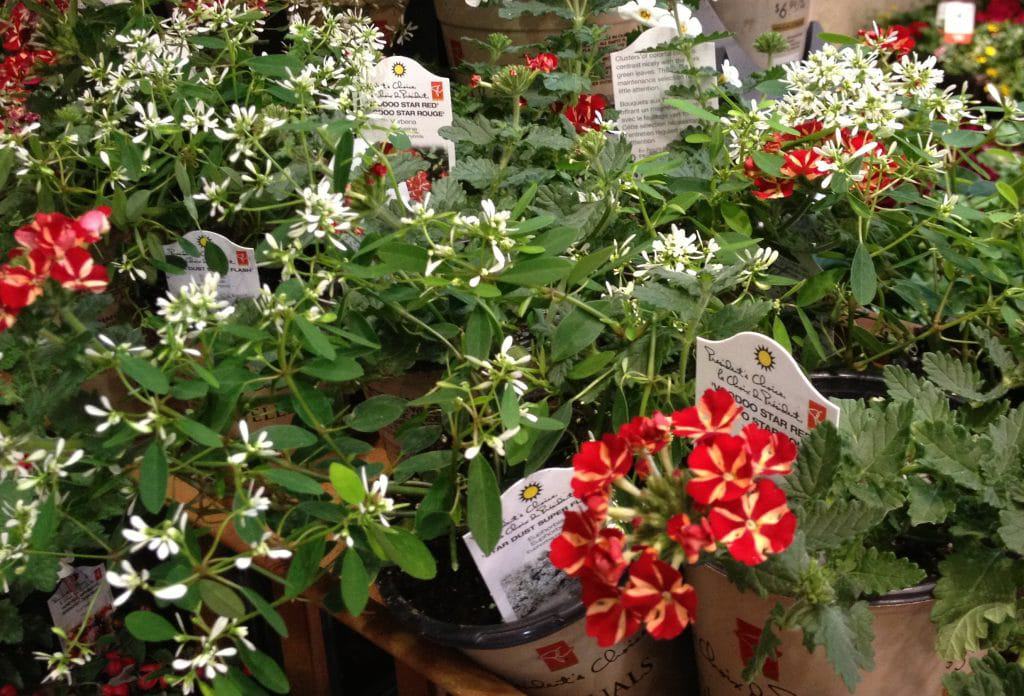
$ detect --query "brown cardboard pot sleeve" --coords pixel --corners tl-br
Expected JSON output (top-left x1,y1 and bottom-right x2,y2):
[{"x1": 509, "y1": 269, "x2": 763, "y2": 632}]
[
  {"x1": 712, "y1": 0, "x2": 814, "y2": 69},
  {"x1": 432, "y1": 0, "x2": 637, "y2": 100},
  {"x1": 379, "y1": 579, "x2": 699, "y2": 696},
  {"x1": 688, "y1": 564, "x2": 971, "y2": 696}
]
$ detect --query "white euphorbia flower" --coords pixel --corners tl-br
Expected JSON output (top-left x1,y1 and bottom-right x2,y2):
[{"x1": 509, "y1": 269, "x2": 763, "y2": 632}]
[
  {"x1": 617, "y1": 0, "x2": 669, "y2": 26},
  {"x1": 228, "y1": 420, "x2": 276, "y2": 465},
  {"x1": 358, "y1": 470, "x2": 395, "y2": 526},
  {"x1": 84, "y1": 395, "x2": 121, "y2": 433},
  {"x1": 172, "y1": 617, "x2": 238, "y2": 691},
  {"x1": 233, "y1": 532, "x2": 292, "y2": 569},
  {"x1": 122, "y1": 507, "x2": 187, "y2": 560},
  {"x1": 106, "y1": 560, "x2": 150, "y2": 607},
  {"x1": 721, "y1": 59, "x2": 742, "y2": 88}
]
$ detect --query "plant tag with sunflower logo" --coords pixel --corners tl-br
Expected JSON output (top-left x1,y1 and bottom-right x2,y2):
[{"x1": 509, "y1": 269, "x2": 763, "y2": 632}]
[
  {"x1": 368, "y1": 56, "x2": 455, "y2": 169},
  {"x1": 163, "y1": 230, "x2": 260, "y2": 302},
  {"x1": 464, "y1": 468, "x2": 585, "y2": 622},
  {"x1": 695, "y1": 332, "x2": 839, "y2": 443}
]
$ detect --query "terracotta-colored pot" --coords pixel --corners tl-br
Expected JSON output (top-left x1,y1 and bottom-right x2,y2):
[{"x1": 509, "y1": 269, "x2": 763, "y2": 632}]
[
  {"x1": 688, "y1": 564, "x2": 971, "y2": 695},
  {"x1": 433, "y1": 0, "x2": 638, "y2": 100},
  {"x1": 712, "y1": 0, "x2": 813, "y2": 68}
]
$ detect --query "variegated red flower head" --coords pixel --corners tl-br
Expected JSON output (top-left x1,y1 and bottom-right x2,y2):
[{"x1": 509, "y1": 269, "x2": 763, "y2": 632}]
[
  {"x1": 621, "y1": 551, "x2": 697, "y2": 640},
  {"x1": 687, "y1": 434, "x2": 753, "y2": 505},
  {"x1": 571, "y1": 433, "x2": 634, "y2": 499},
  {"x1": 672, "y1": 389, "x2": 742, "y2": 441},
  {"x1": 525, "y1": 52, "x2": 558, "y2": 73},
  {"x1": 618, "y1": 411, "x2": 673, "y2": 457},
  {"x1": 666, "y1": 513, "x2": 716, "y2": 564},
  {"x1": 707, "y1": 479, "x2": 797, "y2": 565},
  {"x1": 742, "y1": 424, "x2": 797, "y2": 477},
  {"x1": 580, "y1": 572, "x2": 641, "y2": 647},
  {"x1": 50, "y1": 247, "x2": 109, "y2": 293},
  {"x1": 549, "y1": 509, "x2": 600, "y2": 576},
  {"x1": 780, "y1": 149, "x2": 824, "y2": 180}
]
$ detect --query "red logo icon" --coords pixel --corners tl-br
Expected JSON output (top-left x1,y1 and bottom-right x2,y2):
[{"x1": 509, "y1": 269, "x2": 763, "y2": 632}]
[
  {"x1": 536, "y1": 641, "x2": 579, "y2": 671},
  {"x1": 431, "y1": 81, "x2": 444, "y2": 101},
  {"x1": 236, "y1": 250, "x2": 249, "y2": 266},
  {"x1": 736, "y1": 618, "x2": 781, "y2": 681},
  {"x1": 807, "y1": 400, "x2": 828, "y2": 429}
]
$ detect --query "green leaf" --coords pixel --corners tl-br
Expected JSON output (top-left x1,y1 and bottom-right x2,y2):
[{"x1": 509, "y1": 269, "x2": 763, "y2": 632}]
[
  {"x1": 818, "y1": 32, "x2": 859, "y2": 44},
  {"x1": 906, "y1": 476, "x2": 953, "y2": 525},
  {"x1": 392, "y1": 450, "x2": 454, "y2": 482},
  {"x1": 551, "y1": 309, "x2": 604, "y2": 362},
  {"x1": 439, "y1": 114, "x2": 495, "y2": 146},
  {"x1": 329, "y1": 463, "x2": 365, "y2": 505},
  {"x1": 850, "y1": 242, "x2": 877, "y2": 305},
  {"x1": 259, "y1": 468, "x2": 324, "y2": 497},
  {"x1": 721, "y1": 202, "x2": 752, "y2": 235},
  {"x1": 239, "y1": 648, "x2": 290, "y2": 694},
  {"x1": 944, "y1": 653, "x2": 1024, "y2": 696},
  {"x1": 464, "y1": 307, "x2": 493, "y2": 360},
  {"x1": 632, "y1": 283, "x2": 696, "y2": 316},
  {"x1": 798, "y1": 500, "x2": 887, "y2": 550},
  {"x1": 199, "y1": 580, "x2": 246, "y2": 618},
  {"x1": 285, "y1": 536, "x2": 326, "y2": 598},
  {"x1": 752, "y1": 150, "x2": 785, "y2": 177},
  {"x1": 844, "y1": 400, "x2": 911, "y2": 480},
  {"x1": 299, "y1": 355, "x2": 363, "y2": 382},
  {"x1": 664, "y1": 98, "x2": 720, "y2": 122},
  {"x1": 847, "y1": 548, "x2": 926, "y2": 596},
  {"x1": 996, "y1": 180, "x2": 1019, "y2": 209},
  {"x1": 125, "y1": 611, "x2": 177, "y2": 642},
  {"x1": 333, "y1": 130, "x2": 354, "y2": 194},
  {"x1": 176, "y1": 417, "x2": 223, "y2": 448},
  {"x1": 293, "y1": 316, "x2": 336, "y2": 360},
  {"x1": 0, "y1": 600, "x2": 23, "y2": 644},
  {"x1": 370, "y1": 527, "x2": 436, "y2": 579},
  {"x1": 498, "y1": 257, "x2": 573, "y2": 286},
  {"x1": 261, "y1": 425, "x2": 317, "y2": 450},
  {"x1": 915, "y1": 420, "x2": 984, "y2": 490},
  {"x1": 204, "y1": 241, "x2": 229, "y2": 276},
  {"x1": 140, "y1": 442, "x2": 168, "y2": 513},
  {"x1": 933, "y1": 546, "x2": 1017, "y2": 660},
  {"x1": 797, "y1": 268, "x2": 843, "y2": 307},
  {"x1": 941, "y1": 130, "x2": 987, "y2": 148},
  {"x1": 468, "y1": 458, "x2": 503, "y2": 554},
  {"x1": 566, "y1": 247, "x2": 613, "y2": 288},
  {"x1": 239, "y1": 587, "x2": 288, "y2": 637},
  {"x1": 453, "y1": 156, "x2": 500, "y2": 189},
  {"x1": 348, "y1": 395, "x2": 407, "y2": 432},
  {"x1": 0, "y1": 148, "x2": 14, "y2": 190},
  {"x1": 341, "y1": 549, "x2": 370, "y2": 616},
  {"x1": 500, "y1": 386, "x2": 519, "y2": 431},
  {"x1": 568, "y1": 351, "x2": 617, "y2": 379},
  {"x1": 121, "y1": 356, "x2": 170, "y2": 394},
  {"x1": 922, "y1": 352, "x2": 988, "y2": 401},
  {"x1": 997, "y1": 509, "x2": 1024, "y2": 554},
  {"x1": 803, "y1": 603, "x2": 875, "y2": 692},
  {"x1": 786, "y1": 422, "x2": 840, "y2": 499},
  {"x1": 740, "y1": 603, "x2": 784, "y2": 682}
]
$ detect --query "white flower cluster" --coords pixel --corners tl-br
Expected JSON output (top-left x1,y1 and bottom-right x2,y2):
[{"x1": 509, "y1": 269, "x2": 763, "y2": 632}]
[
  {"x1": 637, "y1": 225, "x2": 723, "y2": 277},
  {"x1": 156, "y1": 273, "x2": 235, "y2": 354}
]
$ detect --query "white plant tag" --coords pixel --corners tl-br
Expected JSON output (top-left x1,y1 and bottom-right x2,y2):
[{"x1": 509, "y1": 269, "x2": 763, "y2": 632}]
[
  {"x1": 611, "y1": 25, "x2": 715, "y2": 159},
  {"x1": 47, "y1": 564, "x2": 115, "y2": 647},
  {"x1": 163, "y1": 230, "x2": 260, "y2": 301},
  {"x1": 370, "y1": 56, "x2": 455, "y2": 168},
  {"x1": 463, "y1": 468, "x2": 585, "y2": 623},
  {"x1": 695, "y1": 332, "x2": 840, "y2": 443},
  {"x1": 942, "y1": 1, "x2": 975, "y2": 43}
]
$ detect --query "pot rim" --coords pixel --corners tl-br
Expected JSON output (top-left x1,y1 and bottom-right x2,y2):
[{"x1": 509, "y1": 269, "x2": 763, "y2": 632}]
[
  {"x1": 695, "y1": 562, "x2": 935, "y2": 606},
  {"x1": 377, "y1": 571, "x2": 586, "y2": 651}
]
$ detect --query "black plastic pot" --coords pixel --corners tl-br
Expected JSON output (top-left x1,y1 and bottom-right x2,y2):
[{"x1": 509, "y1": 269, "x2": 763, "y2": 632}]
[
  {"x1": 810, "y1": 372, "x2": 887, "y2": 401},
  {"x1": 378, "y1": 569, "x2": 697, "y2": 695}
]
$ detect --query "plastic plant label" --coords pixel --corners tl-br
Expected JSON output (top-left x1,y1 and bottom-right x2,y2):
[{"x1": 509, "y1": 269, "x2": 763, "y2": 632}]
[
  {"x1": 47, "y1": 564, "x2": 115, "y2": 648},
  {"x1": 369, "y1": 56, "x2": 456, "y2": 168},
  {"x1": 941, "y1": 1, "x2": 975, "y2": 43},
  {"x1": 163, "y1": 230, "x2": 260, "y2": 302},
  {"x1": 695, "y1": 332, "x2": 840, "y2": 442},
  {"x1": 463, "y1": 468, "x2": 585, "y2": 622},
  {"x1": 611, "y1": 25, "x2": 715, "y2": 159}
]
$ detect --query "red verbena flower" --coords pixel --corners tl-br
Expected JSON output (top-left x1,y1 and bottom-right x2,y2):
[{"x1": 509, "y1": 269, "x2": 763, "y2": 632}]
[
  {"x1": 549, "y1": 509, "x2": 600, "y2": 576},
  {"x1": 137, "y1": 663, "x2": 169, "y2": 691},
  {"x1": 571, "y1": 433, "x2": 633, "y2": 499},
  {"x1": 563, "y1": 94, "x2": 606, "y2": 134},
  {"x1": 687, "y1": 434, "x2": 754, "y2": 505},
  {"x1": 979, "y1": 0, "x2": 1024, "y2": 23},
  {"x1": 742, "y1": 424, "x2": 797, "y2": 477},
  {"x1": 780, "y1": 149, "x2": 825, "y2": 180},
  {"x1": 0, "y1": 263, "x2": 43, "y2": 309},
  {"x1": 405, "y1": 170, "x2": 432, "y2": 202},
  {"x1": 525, "y1": 52, "x2": 559, "y2": 73},
  {"x1": 101, "y1": 685, "x2": 130, "y2": 696},
  {"x1": 858, "y1": 25, "x2": 916, "y2": 56},
  {"x1": 469, "y1": 74, "x2": 482, "y2": 88},
  {"x1": 752, "y1": 177, "x2": 795, "y2": 200},
  {"x1": 0, "y1": 684, "x2": 17, "y2": 696},
  {"x1": 621, "y1": 551, "x2": 697, "y2": 640},
  {"x1": 672, "y1": 388, "x2": 741, "y2": 441},
  {"x1": 580, "y1": 572, "x2": 641, "y2": 647},
  {"x1": 618, "y1": 412, "x2": 673, "y2": 456},
  {"x1": 666, "y1": 513, "x2": 716, "y2": 563},
  {"x1": 707, "y1": 479, "x2": 797, "y2": 565},
  {"x1": 50, "y1": 247, "x2": 109, "y2": 293},
  {"x1": 586, "y1": 528, "x2": 628, "y2": 585}
]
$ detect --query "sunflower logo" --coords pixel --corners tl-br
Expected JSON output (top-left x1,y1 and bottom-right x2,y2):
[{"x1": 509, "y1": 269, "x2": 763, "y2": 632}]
[
  {"x1": 392, "y1": 62, "x2": 407, "y2": 77},
  {"x1": 755, "y1": 345, "x2": 776, "y2": 371},
  {"x1": 520, "y1": 482, "x2": 542, "y2": 501},
  {"x1": 197, "y1": 235, "x2": 210, "y2": 248}
]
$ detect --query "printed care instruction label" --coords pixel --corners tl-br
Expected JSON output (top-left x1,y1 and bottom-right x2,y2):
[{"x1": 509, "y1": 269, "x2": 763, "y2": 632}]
[
  {"x1": 611, "y1": 26, "x2": 715, "y2": 159},
  {"x1": 938, "y1": 1, "x2": 975, "y2": 43},
  {"x1": 370, "y1": 56, "x2": 455, "y2": 168},
  {"x1": 464, "y1": 468, "x2": 584, "y2": 622},
  {"x1": 695, "y1": 332, "x2": 839, "y2": 442},
  {"x1": 163, "y1": 230, "x2": 260, "y2": 301},
  {"x1": 47, "y1": 564, "x2": 115, "y2": 647}
]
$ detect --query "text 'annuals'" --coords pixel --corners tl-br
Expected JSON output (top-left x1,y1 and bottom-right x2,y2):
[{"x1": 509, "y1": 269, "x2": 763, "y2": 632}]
[{"x1": 550, "y1": 389, "x2": 799, "y2": 647}]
